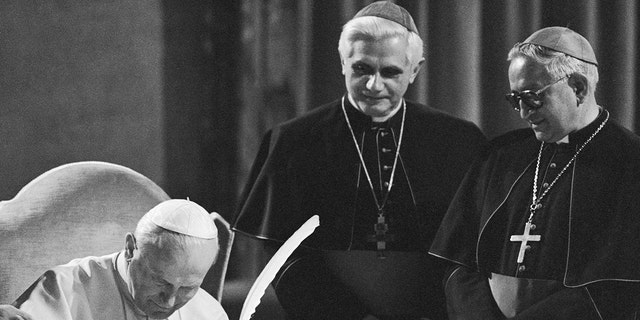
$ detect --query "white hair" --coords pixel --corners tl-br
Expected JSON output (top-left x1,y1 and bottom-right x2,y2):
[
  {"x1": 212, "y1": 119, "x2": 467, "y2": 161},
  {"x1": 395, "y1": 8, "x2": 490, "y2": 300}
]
[{"x1": 338, "y1": 16, "x2": 424, "y2": 67}]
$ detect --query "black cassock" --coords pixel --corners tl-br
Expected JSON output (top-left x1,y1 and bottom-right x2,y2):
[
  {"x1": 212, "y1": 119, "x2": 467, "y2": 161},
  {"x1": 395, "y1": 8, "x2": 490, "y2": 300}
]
[
  {"x1": 233, "y1": 97, "x2": 486, "y2": 319},
  {"x1": 430, "y1": 110, "x2": 640, "y2": 319}
]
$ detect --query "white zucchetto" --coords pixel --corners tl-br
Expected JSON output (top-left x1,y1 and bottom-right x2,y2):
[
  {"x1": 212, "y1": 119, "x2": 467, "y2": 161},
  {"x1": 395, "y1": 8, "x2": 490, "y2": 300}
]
[{"x1": 147, "y1": 199, "x2": 218, "y2": 239}]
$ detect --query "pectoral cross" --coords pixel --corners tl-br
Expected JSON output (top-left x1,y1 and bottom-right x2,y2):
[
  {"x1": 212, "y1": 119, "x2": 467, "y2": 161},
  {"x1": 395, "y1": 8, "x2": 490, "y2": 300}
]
[
  {"x1": 510, "y1": 222, "x2": 541, "y2": 264},
  {"x1": 366, "y1": 215, "x2": 394, "y2": 259}
]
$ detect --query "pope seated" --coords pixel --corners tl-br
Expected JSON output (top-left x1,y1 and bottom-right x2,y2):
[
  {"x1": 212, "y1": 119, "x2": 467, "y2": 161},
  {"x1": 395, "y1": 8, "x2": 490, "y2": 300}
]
[{"x1": 1, "y1": 199, "x2": 228, "y2": 320}]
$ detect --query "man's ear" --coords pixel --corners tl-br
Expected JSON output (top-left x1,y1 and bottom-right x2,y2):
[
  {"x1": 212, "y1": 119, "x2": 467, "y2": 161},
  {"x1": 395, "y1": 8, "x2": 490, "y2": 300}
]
[
  {"x1": 409, "y1": 58, "x2": 425, "y2": 84},
  {"x1": 124, "y1": 233, "x2": 137, "y2": 260},
  {"x1": 567, "y1": 73, "x2": 589, "y2": 105}
]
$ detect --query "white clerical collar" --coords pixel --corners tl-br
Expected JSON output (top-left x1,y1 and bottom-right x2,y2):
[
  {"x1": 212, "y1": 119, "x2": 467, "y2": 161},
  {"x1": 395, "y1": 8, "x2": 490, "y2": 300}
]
[
  {"x1": 115, "y1": 251, "x2": 134, "y2": 297},
  {"x1": 556, "y1": 136, "x2": 569, "y2": 144},
  {"x1": 556, "y1": 106, "x2": 603, "y2": 145},
  {"x1": 347, "y1": 94, "x2": 402, "y2": 122},
  {"x1": 114, "y1": 251, "x2": 151, "y2": 318}
]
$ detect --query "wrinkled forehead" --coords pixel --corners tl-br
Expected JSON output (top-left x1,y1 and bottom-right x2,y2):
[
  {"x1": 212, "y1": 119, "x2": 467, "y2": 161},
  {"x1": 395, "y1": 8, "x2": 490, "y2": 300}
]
[
  {"x1": 140, "y1": 243, "x2": 213, "y2": 282},
  {"x1": 143, "y1": 261, "x2": 205, "y2": 288}
]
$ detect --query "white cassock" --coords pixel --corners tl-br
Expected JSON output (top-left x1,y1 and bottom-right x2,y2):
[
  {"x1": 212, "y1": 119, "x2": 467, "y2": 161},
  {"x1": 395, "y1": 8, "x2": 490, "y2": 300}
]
[{"x1": 17, "y1": 252, "x2": 228, "y2": 320}]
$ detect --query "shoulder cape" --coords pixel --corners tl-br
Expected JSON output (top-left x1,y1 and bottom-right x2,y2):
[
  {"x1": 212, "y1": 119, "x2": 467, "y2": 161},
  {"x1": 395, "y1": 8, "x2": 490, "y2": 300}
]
[{"x1": 430, "y1": 121, "x2": 640, "y2": 286}]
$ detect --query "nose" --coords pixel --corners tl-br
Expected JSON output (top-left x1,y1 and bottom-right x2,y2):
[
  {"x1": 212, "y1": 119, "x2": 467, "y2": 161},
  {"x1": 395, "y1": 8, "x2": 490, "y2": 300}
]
[
  {"x1": 519, "y1": 101, "x2": 534, "y2": 118},
  {"x1": 366, "y1": 73, "x2": 384, "y2": 92},
  {"x1": 158, "y1": 289, "x2": 179, "y2": 308}
]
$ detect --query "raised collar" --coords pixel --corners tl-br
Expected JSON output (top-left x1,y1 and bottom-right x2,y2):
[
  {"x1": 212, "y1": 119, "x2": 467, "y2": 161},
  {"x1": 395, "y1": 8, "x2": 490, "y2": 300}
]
[
  {"x1": 561, "y1": 108, "x2": 609, "y2": 147},
  {"x1": 342, "y1": 95, "x2": 405, "y2": 133}
]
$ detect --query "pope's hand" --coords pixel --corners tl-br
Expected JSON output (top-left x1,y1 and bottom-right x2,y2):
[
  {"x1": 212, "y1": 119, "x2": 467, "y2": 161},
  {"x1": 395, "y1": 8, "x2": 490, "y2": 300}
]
[{"x1": 0, "y1": 305, "x2": 32, "y2": 320}]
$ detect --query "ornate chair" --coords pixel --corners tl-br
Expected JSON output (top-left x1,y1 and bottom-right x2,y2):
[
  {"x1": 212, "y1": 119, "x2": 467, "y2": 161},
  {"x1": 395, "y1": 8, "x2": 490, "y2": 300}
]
[
  {"x1": 202, "y1": 211, "x2": 235, "y2": 302},
  {"x1": 0, "y1": 161, "x2": 170, "y2": 303},
  {"x1": 0, "y1": 161, "x2": 232, "y2": 304}
]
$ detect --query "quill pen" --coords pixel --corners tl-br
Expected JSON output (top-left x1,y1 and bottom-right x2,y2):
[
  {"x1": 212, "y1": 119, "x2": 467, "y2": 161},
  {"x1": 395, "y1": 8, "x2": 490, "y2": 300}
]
[{"x1": 238, "y1": 215, "x2": 320, "y2": 320}]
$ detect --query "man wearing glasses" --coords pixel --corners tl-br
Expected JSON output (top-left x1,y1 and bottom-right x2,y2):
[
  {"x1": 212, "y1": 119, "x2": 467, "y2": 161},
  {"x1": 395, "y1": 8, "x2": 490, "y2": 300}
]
[{"x1": 430, "y1": 26, "x2": 640, "y2": 319}]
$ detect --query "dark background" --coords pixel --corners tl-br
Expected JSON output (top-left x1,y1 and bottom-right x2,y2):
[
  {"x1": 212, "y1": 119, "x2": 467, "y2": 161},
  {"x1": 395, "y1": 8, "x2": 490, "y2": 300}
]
[{"x1": 0, "y1": 1, "x2": 638, "y2": 319}]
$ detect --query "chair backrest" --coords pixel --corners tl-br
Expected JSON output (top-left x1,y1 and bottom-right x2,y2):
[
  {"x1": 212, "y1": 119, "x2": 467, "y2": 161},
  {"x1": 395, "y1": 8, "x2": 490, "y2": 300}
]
[
  {"x1": 0, "y1": 161, "x2": 170, "y2": 303},
  {"x1": 202, "y1": 211, "x2": 235, "y2": 302}
]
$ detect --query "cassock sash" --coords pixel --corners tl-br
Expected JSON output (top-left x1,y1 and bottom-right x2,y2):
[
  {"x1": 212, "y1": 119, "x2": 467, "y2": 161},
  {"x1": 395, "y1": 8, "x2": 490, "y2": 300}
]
[
  {"x1": 488, "y1": 272, "x2": 564, "y2": 317},
  {"x1": 321, "y1": 250, "x2": 436, "y2": 316}
]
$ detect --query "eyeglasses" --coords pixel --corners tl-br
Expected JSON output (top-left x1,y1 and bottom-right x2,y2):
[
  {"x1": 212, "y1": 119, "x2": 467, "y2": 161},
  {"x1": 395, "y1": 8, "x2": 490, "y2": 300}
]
[{"x1": 505, "y1": 76, "x2": 568, "y2": 112}]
